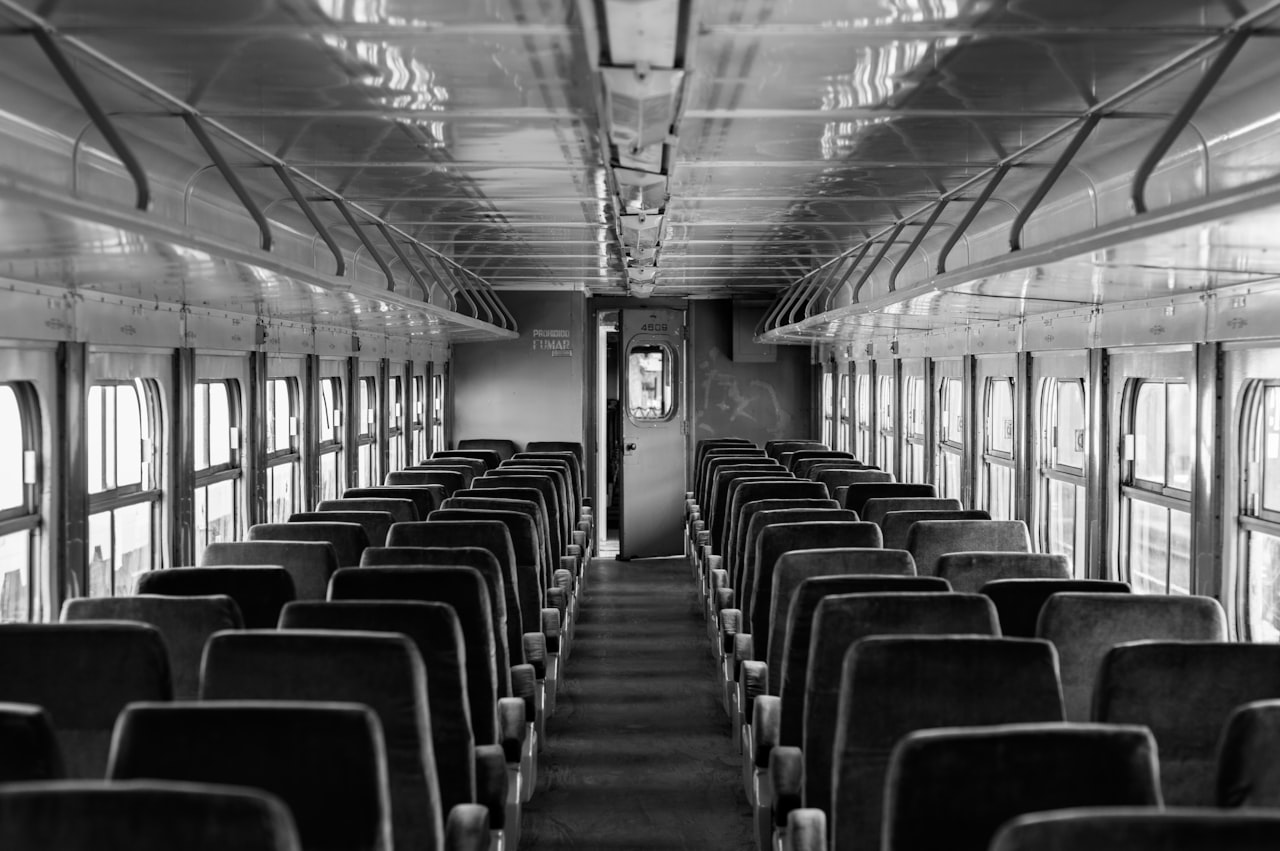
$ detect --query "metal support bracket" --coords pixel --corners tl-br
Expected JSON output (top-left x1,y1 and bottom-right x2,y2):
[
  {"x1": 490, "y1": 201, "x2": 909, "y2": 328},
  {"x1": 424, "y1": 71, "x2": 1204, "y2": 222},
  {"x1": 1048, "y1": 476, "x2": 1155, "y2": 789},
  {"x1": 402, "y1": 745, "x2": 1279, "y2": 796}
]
[
  {"x1": 937, "y1": 163, "x2": 1011, "y2": 274},
  {"x1": 31, "y1": 27, "x2": 150, "y2": 211},
  {"x1": 374, "y1": 223, "x2": 431, "y2": 301},
  {"x1": 851, "y1": 222, "x2": 908, "y2": 303},
  {"x1": 332, "y1": 199, "x2": 397, "y2": 290},
  {"x1": 889, "y1": 200, "x2": 951, "y2": 291},
  {"x1": 1010, "y1": 114, "x2": 1101, "y2": 251},
  {"x1": 272, "y1": 167, "x2": 344, "y2": 276},
  {"x1": 183, "y1": 113, "x2": 272, "y2": 251},
  {"x1": 1132, "y1": 27, "x2": 1251, "y2": 214}
]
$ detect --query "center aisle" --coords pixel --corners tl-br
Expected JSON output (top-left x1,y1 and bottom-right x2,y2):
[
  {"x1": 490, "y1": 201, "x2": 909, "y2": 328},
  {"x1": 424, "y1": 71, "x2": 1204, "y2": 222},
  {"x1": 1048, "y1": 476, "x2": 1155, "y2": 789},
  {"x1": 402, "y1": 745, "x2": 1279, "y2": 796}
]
[{"x1": 519, "y1": 550, "x2": 755, "y2": 850}]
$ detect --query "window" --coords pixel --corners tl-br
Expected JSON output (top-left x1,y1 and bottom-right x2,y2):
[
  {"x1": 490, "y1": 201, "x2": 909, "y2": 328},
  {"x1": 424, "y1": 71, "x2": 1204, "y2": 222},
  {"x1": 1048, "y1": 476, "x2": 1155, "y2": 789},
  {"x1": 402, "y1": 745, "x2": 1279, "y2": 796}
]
[
  {"x1": 87, "y1": 380, "x2": 160, "y2": 597},
  {"x1": 937, "y1": 378, "x2": 964, "y2": 502},
  {"x1": 1240, "y1": 383, "x2": 1280, "y2": 640},
  {"x1": 855, "y1": 374, "x2": 872, "y2": 463},
  {"x1": 1039, "y1": 379, "x2": 1087, "y2": 575},
  {"x1": 837, "y1": 374, "x2": 851, "y2": 454},
  {"x1": 193, "y1": 380, "x2": 241, "y2": 552},
  {"x1": 0, "y1": 384, "x2": 37, "y2": 622},
  {"x1": 877, "y1": 373, "x2": 896, "y2": 477},
  {"x1": 411, "y1": 375, "x2": 427, "y2": 462},
  {"x1": 904, "y1": 376, "x2": 926, "y2": 483},
  {"x1": 318, "y1": 376, "x2": 344, "y2": 501},
  {"x1": 387, "y1": 375, "x2": 405, "y2": 473},
  {"x1": 1123, "y1": 380, "x2": 1193, "y2": 595},
  {"x1": 820, "y1": 371, "x2": 834, "y2": 447},
  {"x1": 265, "y1": 378, "x2": 299, "y2": 523},
  {"x1": 627, "y1": 343, "x2": 676, "y2": 422},
  {"x1": 983, "y1": 378, "x2": 1016, "y2": 520},
  {"x1": 356, "y1": 376, "x2": 378, "y2": 488},
  {"x1": 431, "y1": 371, "x2": 445, "y2": 453}
]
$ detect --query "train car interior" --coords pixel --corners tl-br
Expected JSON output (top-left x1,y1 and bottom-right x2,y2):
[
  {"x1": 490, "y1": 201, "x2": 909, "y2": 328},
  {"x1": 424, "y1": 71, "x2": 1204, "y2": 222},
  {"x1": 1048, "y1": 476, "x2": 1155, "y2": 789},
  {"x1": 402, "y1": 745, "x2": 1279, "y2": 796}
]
[{"x1": 4, "y1": 0, "x2": 1280, "y2": 848}]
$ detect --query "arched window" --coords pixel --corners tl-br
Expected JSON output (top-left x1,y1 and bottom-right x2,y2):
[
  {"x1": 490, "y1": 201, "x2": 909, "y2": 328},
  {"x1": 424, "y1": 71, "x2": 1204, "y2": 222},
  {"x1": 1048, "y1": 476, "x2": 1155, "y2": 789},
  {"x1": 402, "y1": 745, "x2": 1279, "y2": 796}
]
[
  {"x1": 193, "y1": 380, "x2": 242, "y2": 551},
  {"x1": 937, "y1": 378, "x2": 964, "y2": 501},
  {"x1": 1039, "y1": 378, "x2": 1087, "y2": 575},
  {"x1": 317, "y1": 376, "x2": 345, "y2": 501},
  {"x1": 265, "y1": 377, "x2": 299, "y2": 522},
  {"x1": 1240, "y1": 382, "x2": 1280, "y2": 638},
  {"x1": 983, "y1": 378, "x2": 1015, "y2": 520},
  {"x1": 355, "y1": 376, "x2": 379, "y2": 487},
  {"x1": 0, "y1": 383, "x2": 38, "y2": 622}
]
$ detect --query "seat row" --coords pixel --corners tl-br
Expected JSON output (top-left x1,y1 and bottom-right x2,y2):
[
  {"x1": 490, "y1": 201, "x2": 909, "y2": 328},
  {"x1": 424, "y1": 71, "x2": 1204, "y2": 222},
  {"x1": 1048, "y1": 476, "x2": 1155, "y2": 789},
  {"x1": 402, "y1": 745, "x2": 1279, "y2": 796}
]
[
  {"x1": 0, "y1": 438, "x2": 591, "y2": 851},
  {"x1": 684, "y1": 436, "x2": 1280, "y2": 851}
]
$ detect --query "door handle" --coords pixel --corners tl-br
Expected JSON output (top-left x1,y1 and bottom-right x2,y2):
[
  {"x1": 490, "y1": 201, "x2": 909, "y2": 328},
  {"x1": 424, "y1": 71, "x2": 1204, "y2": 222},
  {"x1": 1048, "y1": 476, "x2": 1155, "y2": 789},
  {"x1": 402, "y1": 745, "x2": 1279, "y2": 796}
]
[{"x1": 625, "y1": 442, "x2": 637, "y2": 453}]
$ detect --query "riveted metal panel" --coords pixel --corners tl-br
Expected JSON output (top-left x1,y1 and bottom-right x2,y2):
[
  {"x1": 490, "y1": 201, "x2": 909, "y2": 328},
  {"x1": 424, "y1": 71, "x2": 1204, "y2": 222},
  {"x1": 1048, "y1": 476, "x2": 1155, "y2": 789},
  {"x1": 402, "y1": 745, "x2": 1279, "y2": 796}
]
[{"x1": 1095, "y1": 295, "x2": 1209, "y2": 348}]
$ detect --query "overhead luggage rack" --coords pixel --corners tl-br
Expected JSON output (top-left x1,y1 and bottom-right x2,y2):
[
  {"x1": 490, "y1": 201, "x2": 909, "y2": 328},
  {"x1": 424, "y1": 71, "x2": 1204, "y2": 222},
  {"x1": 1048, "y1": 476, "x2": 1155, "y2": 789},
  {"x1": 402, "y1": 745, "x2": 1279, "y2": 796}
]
[{"x1": 0, "y1": 2, "x2": 518, "y2": 343}]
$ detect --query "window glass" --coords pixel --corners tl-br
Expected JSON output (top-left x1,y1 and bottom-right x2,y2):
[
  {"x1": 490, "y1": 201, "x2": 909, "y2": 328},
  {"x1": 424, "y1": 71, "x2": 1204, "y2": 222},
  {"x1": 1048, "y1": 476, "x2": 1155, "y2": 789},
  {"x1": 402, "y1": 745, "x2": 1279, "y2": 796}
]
[
  {"x1": 855, "y1": 374, "x2": 872, "y2": 461},
  {"x1": 267, "y1": 463, "x2": 295, "y2": 523},
  {"x1": 320, "y1": 451, "x2": 341, "y2": 502},
  {"x1": 1053, "y1": 381, "x2": 1086, "y2": 471},
  {"x1": 627, "y1": 344, "x2": 675, "y2": 422},
  {"x1": 89, "y1": 384, "x2": 145, "y2": 493},
  {"x1": 412, "y1": 375, "x2": 427, "y2": 461},
  {"x1": 195, "y1": 381, "x2": 235, "y2": 471},
  {"x1": 940, "y1": 379, "x2": 963, "y2": 445},
  {"x1": 1046, "y1": 477, "x2": 1086, "y2": 569},
  {"x1": 431, "y1": 372, "x2": 445, "y2": 452},
  {"x1": 987, "y1": 378, "x2": 1014, "y2": 456},
  {"x1": 0, "y1": 387, "x2": 24, "y2": 510},
  {"x1": 878, "y1": 373, "x2": 896, "y2": 475},
  {"x1": 319, "y1": 378, "x2": 342, "y2": 443},
  {"x1": 1167, "y1": 383, "x2": 1194, "y2": 491},
  {"x1": 0, "y1": 531, "x2": 29, "y2": 623},
  {"x1": 266, "y1": 379, "x2": 294, "y2": 455},
  {"x1": 1133, "y1": 382, "x2": 1168, "y2": 486},
  {"x1": 1246, "y1": 531, "x2": 1280, "y2": 642},
  {"x1": 1264, "y1": 387, "x2": 1280, "y2": 514},
  {"x1": 906, "y1": 377, "x2": 925, "y2": 439},
  {"x1": 821, "y1": 372, "x2": 834, "y2": 446},
  {"x1": 1127, "y1": 502, "x2": 1191, "y2": 595},
  {"x1": 195, "y1": 479, "x2": 236, "y2": 550},
  {"x1": 358, "y1": 377, "x2": 376, "y2": 438},
  {"x1": 88, "y1": 502, "x2": 152, "y2": 597},
  {"x1": 1130, "y1": 381, "x2": 1192, "y2": 491}
]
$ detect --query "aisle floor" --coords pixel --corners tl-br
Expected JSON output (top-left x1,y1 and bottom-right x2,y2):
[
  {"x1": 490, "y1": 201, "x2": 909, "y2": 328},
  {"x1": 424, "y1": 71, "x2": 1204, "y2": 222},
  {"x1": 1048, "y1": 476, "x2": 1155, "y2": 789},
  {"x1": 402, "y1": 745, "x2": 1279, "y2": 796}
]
[{"x1": 519, "y1": 550, "x2": 754, "y2": 850}]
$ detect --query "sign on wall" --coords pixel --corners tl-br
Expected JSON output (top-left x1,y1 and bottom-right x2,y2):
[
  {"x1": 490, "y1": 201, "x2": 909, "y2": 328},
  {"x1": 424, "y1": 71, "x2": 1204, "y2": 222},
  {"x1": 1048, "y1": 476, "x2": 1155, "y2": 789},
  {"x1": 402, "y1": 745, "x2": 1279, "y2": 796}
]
[{"x1": 532, "y1": 328, "x2": 573, "y2": 357}]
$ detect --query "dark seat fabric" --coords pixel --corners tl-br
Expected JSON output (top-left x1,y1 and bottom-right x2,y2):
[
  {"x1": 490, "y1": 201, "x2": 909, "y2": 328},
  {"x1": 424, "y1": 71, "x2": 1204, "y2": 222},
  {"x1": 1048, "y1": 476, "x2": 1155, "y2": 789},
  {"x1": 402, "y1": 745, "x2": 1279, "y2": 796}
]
[
  {"x1": 936, "y1": 551, "x2": 1071, "y2": 594},
  {"x1": 385, "y1": 520, "x2": 531, "y2": 648},
  {"x1": 1218, "y1": 699, "x2": 1280, "y2": 808},
  {"x1": 278, "y1": 602, "x2": 477, "y2": 817},
  {"x1": 722, "y1": 479, "x2": 826, "y2": 558},
  {"x1": 1096, "y1": 642, "x2": 1280, "y2": 806},
  {"x1": 409, "y1": 462, "x2": 478, "y2": 489},
  {"x1": 525, "y1": 440, "x2": 583, "y2": 466},
  {"x1": 786, "y1": 450, "x2": 853, "y2": 474},
  {"x1": 109, "y1": 702, "x2": 389, "y2": 851},
  {"x1": 61, "y1": 594, "x2": 243, "y2": 700},
  {"x1": 0, "y1": 623, "x2": 171, "y2": 778},
  {"x1": 765, "y1": 553, "x2": 925, "y2": 680},
  {"x1": 843, "y1": 482, "x2": 936, "y2": 515},
  {"x1": 248, "y1": 522, "x2": 369, "y2": 571},
  {"x1": 1037, "y1": 592, "x2": 1227, "y2": 721},
  {"x1": 828, "y1": 637, "x2": 1065, "y2": 850},
  {"x1": 200, "y1": 630, "x2": 445, "y2": 851},
  {"x1": 290, "y1": 512, "x2": 394, "y2": 549},
  {"x1": 700, "y1": 464, "x2": 784, "y2": 538},
  {"x1": 386, "y1": 470, "x2": 465, "y2": 498},
  {"x1": 905, "y1": 519, "x2": 1030, "y2": 577},
  {"x1": 884, "y1": 723, "x2": 1162, "y2": 851},
  {"x1": 433, "y1": 449, "x2": 502, "y2": 471},
  {"x1": 441, "y1": 498, "x2": 550, "y2": 584},
  {"x1": 765, "y1": 440, "x2": 825, "y2": 461},
  {"x1": 328, "y1": 566, "x2": 502, "y2": 745},
  {"x1": 707, "y1": 470, "x2": 792, "y2": 553},
  {"x1": 981, "y1": 579, "x2": 1130, "y2": 638},
  {"x1": 880, "y1": 509, "x2": 990, "y2": 549},
  {"x1": 991, "y1": 808, "x2": 1280, "y2": 851},
  {"x1": 817, "y1": 469, "x2": 894, "y2": 495},
  {"x1": 428, "y1": 510, "x2": 543, "y2": 635},
  {"x1": 697, "y1": 454, "x2": 772, "y2": 505},
  {"x1": 861, "y1": 497, "x2": 964, "y2": 527},
  {"x1": 136, "y1": 567, "x2": 295, "y2": 630},
  {"x1": 318, "y1": 498, "x2": 418, "y2": 524},
  {"x1": 0, "y1": 779, "x2": 302, "y2": 851},
  {"x1": 495, "y1": 465, "x2": 571, "y2": 541},
  {"x1": 748, "y1": 521, "x2": 882, "y2": 641},
  {"x1": 787, "y1": 592, "x2": 1000, "y2": 786},
  {"x1": 451, "y1": 488, "x2": 551, "y2": 569},
  {"x1": 201, "y1": 541, "x2": 337, "y2": 603},
  {"x1": 344, "y1": 486, "x2": 445, "y2": 520},
  {"x1": 729, "y1": 500, "x2": 841, "y2": 592},
  {"x1": 0, "y1": 704, "x2": 62, "y2": 782},
  {"x1": 514, "y1": 453, "x2": 583, "y2": 516},
  {"x1": 458, "y1": 438, "x2": 519, "y2": 461},
  {"x1": 472, "y1": 475, "x2": 564, "y2": 559}
]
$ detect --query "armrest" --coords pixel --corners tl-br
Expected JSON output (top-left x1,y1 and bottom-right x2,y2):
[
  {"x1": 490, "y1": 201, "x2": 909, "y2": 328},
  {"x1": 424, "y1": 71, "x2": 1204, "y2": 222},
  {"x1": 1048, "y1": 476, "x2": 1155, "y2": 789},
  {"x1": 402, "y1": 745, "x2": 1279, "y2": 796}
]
[
  {"x1": 444, "y1": 803, "x2": 490, "y2": 851},
  {"x1": 522, "y1": 630, "x2": 547, "y2": 678},
  {"x1": 572, "y1": 529, "x2": 587, "y2": 550},
  {"x1": 474, "y1": 744, "x2": 509, "y2": 828},
  {"x1": 786, "y1": 809, "x2": 828, "y2": 851},
  {"x1": 559, "y1": 555, "x2": 578, "y2": 583},
  {"x1": 510, "y1": 664, "x2": 538, "y2": 723},
  {"x1": 566, "y1": 544, "x2": 582, "y2": 560},
  {"x1": 719, "y1": 607, "x2": 742, "y2": 645},
  {"x1": 546, "y1": 586, "x2": 567, "y2": 619},
  {"x1": 714, "y1": 588, "x2": 735, "y2": 624},
  {"x1": 740, "y1": 660, "x2": 767, "y2": 723},
  {"x1": 709, "y1": 568, "x2": 729, "y2": 595},
  {"x1": 732, "y1": 633, "x2": 755, "y2": 679},
  {"x1": 497, "y1": 697, "x2": 527, "y2": 763},
  {"x1": 540, "y1": 608, "x2": 561, "y2": 653},
  {"x1": 752, "y1": 694, "x2": 781, "y2": 769},
  {"x1": 770, "y1": 746, "x2": 803, "y2": 827},
  {"x1": 583, "y1": 497, "x2": 593, "y2": 510}
]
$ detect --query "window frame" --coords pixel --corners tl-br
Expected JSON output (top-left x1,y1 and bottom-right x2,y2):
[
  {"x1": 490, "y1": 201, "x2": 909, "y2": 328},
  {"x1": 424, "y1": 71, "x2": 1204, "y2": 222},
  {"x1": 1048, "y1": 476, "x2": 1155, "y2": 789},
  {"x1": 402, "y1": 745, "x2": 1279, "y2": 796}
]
[
  {"x1": 855, "y1": 371, "x2": 873, "y2": 463},
  {"x1": 981, "y1": 376, "x2": 1017, "y2": 519},
  {"x1": 877, "y1": 371, "x2": 897, "y2": 477},
  {"x1": 1238, "y1": 380, "x2": 1280, "y2": 639},
  {"x1": 1038, "y1": 377, "x2": 1088, "y2": 574},
  {"x1": 355, "y1": 374, "x2": 379, "y2": 488},
  {"x1": 936, "y1": 375, "x2": 965, "y2": 502},
  {"x1": 0, "y1": 382, "x2": 40, "y2": 623},
  {"x1": 264, "y1": 375, "x2": 301, "y2": 523},
  {"x1": 1119, "y1": 377, "x2": 1194, "y2": 595},
  {"x1": 837, "y1": 372, "x2": 851, "y2": 454},
  {"x1": 387, "y1": 371, "x2": 405, "y2": 473},
  {"x1": 316, "y1": 372, "x2": 346, "y2": 502},
  {"x1": 904, "y1": 374, "x2": 927, "y2": 483},
  {"x1": 192, "y1": 379, "x2": 243, "y2": 551}
]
